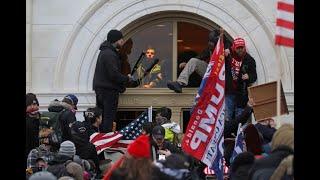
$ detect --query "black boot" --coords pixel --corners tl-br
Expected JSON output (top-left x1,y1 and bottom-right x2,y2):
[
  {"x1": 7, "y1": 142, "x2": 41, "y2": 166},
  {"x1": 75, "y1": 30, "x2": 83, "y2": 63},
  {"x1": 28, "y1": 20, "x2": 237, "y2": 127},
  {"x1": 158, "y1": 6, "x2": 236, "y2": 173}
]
[{"x1": 167, "y1": 81, "x2": 183, "y2": 93}]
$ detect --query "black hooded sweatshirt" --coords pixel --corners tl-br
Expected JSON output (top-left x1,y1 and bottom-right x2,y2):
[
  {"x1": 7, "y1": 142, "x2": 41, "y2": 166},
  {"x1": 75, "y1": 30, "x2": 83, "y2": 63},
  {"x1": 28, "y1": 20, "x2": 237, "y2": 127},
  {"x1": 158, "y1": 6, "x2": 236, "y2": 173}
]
[{"x1": 93, "y1": 41, "x2": 129, "y2": 93}]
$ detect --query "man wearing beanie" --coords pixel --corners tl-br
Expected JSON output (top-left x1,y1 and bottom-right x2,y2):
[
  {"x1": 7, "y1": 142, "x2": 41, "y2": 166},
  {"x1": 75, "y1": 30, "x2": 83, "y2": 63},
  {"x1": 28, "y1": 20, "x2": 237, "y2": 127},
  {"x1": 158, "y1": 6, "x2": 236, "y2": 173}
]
[
  {"x1": 58, "y1": 141, "x2": 76, "y2": 158},
  {"x1": 26, "y1": 93, "x2": 41, "y2": 161},
  {"x1": 93, "y1": 29, "x2": 134, "y2": 133},
  {"x1": 47, "y1": 141, "x2": 76, "y2": 178},
  {"x1": 29, "y1": 171, "x2": 57, "y2": 180},
  {"x1": 167, "y1": 28, "x2": 232, "y2": 93}
]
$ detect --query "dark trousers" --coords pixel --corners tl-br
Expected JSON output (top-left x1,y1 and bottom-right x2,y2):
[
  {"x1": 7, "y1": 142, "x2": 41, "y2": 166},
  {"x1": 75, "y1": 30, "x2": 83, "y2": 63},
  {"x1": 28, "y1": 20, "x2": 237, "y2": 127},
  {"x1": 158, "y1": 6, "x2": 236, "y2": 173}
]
[{"x1": 95, "y1": 90, "x2": 119, "y2": 133}]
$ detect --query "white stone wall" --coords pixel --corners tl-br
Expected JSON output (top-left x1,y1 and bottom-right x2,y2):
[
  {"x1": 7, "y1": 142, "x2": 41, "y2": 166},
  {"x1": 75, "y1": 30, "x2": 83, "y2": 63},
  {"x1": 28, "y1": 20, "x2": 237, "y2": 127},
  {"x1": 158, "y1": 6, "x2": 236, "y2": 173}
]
[{"x1": 27, "y1": 0, "x2": 294, "y2": 123}]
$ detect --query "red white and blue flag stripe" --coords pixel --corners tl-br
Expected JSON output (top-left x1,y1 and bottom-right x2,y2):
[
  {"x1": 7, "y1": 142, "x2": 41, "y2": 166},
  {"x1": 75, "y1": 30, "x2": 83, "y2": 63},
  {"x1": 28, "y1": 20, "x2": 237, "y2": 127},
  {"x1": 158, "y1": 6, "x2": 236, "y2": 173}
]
[
  {"x1": 90, "y1": 110, "x2": 148, "y2": 154},
  {"x1": 230, "y1": 123, "x2": 246, "y2": 163},
  {"x1": 275, "y1": 0, "x2": 294, "y2": 47},
  {"x1": 182, "y1": 36, "x2": 225, "y2": 180}
]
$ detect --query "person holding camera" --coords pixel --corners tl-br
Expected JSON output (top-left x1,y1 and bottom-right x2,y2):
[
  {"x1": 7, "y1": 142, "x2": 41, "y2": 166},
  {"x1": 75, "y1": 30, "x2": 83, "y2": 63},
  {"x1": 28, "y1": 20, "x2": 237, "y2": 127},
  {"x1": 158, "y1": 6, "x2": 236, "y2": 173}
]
[
  {"x1": 225, "y1": 37, "x2": 257, "y2": 121},
  {"x1": 151, "y1": 125, "x2": 181, "y2": 161}
]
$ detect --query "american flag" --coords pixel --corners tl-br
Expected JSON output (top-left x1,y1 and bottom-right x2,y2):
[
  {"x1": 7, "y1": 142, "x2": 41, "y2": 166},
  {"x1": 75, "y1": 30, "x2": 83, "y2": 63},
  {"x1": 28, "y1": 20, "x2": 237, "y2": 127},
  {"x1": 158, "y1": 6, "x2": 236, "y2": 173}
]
[
  {"x1": 203, "y1": 160, "x2": 229, "y2": 175},
  {"x1": 230, "y1": 123, "x2": 246, "y2": 163},
  {"x1": 275, "y1": 0, "x2": 294, "y2": 47},
  {"x1": 90, "y1": 110, "x2": 148, "y2": 154}
]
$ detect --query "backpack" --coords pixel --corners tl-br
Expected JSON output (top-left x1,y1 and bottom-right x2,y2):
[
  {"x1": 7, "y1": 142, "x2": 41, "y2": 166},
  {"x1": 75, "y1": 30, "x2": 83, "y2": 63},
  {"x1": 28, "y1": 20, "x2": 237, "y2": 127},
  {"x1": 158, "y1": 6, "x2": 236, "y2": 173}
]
[
  {"x1": 47, "y1": 160, "x2": 73, "y2": 178},
  {"x1": 40, "y1": 111, "x2": 63, "y2": 145}
]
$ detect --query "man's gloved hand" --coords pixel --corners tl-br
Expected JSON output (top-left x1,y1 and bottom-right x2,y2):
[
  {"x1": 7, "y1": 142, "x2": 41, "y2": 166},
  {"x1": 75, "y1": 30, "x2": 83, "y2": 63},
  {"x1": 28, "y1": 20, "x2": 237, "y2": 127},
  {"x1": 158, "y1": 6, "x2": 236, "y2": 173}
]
[
  {"x1": 128, "y1": 79, "x2": 140, "y2": 88},
  {"x1": 127, "y1": 74, "x2": 134, "y2": 82}
]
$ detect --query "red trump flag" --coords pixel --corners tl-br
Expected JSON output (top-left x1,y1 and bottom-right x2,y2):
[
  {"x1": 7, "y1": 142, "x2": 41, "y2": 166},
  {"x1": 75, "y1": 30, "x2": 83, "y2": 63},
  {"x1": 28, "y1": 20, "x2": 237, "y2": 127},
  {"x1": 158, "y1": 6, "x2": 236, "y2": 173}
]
[{"x1": 182, "y1": 36, "x2": 225, "y2": 179}]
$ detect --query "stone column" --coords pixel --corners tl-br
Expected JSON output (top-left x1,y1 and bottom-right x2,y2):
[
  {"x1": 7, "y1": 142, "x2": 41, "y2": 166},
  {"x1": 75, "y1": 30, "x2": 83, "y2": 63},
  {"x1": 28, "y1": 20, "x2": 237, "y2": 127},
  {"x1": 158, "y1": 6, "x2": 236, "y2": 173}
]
[{"x1": 26, "y1": 0, "x2": 32, "y2": 92}]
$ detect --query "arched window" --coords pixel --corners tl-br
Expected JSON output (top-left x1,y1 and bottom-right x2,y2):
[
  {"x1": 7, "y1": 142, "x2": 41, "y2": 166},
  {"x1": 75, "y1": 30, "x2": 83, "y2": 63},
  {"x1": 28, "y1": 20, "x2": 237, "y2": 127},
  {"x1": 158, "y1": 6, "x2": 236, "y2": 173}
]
[{"x1": 121, "y1": 11, "x2": 232, "y2": 89}]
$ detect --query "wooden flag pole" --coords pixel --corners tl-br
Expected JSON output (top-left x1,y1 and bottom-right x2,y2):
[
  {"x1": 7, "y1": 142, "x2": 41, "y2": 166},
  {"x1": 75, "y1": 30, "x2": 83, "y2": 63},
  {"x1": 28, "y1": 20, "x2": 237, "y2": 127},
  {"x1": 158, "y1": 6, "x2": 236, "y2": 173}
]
[{"x1": 276, "y1": 46, "x2": 282, "y2": 128}]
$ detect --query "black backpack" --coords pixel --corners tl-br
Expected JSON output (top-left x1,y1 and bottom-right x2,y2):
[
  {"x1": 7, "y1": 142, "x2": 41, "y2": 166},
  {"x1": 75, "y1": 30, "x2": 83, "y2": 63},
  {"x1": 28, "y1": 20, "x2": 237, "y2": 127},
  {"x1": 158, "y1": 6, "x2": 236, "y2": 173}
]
[
  {"x1": 47, "y1": 160, "x2": 73, "y2": 178},
  {"x1": 40, "y1": 111, "x2": 63, "y2": 145}
]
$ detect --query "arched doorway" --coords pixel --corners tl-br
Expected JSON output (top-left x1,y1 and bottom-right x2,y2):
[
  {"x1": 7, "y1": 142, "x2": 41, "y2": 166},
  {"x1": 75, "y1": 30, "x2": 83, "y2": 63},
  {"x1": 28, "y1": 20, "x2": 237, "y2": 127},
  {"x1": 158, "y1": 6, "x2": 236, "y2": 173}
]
[{"x1": 46, "y1": 0, "x2": 293, "y2": 123}]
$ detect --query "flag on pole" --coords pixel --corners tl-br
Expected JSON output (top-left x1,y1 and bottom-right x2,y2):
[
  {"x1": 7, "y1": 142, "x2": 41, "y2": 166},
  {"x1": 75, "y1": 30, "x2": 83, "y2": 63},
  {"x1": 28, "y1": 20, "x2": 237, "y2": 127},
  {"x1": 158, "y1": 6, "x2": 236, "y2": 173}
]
[
  {"x1": 90, "y1": 110, "x2": 148, "y2": 154},
  {"x1": 230, "y1": 123, "x2": 246, "y2": 163},
  {"x1": 275, "y1": 0, "x2": 294, "y2": 47},
  {"x1": 203, "y1": 160, "x2": 229, "y2": 175},
  {"x1": 182, "y1": 36, "x2": 225, "y2": 180}
]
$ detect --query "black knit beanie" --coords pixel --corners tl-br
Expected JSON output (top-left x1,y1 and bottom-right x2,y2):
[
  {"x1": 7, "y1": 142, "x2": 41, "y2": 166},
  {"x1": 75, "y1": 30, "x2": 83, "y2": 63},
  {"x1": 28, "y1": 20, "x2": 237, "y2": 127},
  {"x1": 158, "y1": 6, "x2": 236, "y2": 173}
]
[
  {"x1": 26, "y1": 93, "x2": 39, "y2": 107},
  {"x1": 208, "y1": 30, "x2": 219, "y2": 44},
  {"x1": 107, "y1": 29, "x2": 123, "y2": 44}
]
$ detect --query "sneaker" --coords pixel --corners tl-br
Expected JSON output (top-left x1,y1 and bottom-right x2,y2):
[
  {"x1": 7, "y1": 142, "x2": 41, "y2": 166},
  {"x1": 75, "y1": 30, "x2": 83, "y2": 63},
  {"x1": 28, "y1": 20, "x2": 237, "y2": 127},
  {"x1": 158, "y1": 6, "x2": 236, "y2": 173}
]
[{"x1": 167, "y1": 81, "x2": 183, "y2": 93}]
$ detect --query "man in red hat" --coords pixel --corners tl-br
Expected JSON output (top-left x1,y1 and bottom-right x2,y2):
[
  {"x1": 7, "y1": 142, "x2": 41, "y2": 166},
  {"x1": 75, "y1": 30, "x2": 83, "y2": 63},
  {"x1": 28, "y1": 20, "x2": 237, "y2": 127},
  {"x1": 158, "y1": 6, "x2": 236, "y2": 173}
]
[{"x1": 225, "y1": 37, "x2": 257, "y2": 121}]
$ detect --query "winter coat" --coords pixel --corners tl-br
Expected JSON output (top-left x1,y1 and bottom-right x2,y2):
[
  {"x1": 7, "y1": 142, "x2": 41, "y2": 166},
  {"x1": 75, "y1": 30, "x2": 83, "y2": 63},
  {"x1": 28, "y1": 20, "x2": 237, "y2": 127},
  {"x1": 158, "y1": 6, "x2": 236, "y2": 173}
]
[
  {"x1": 71, "y1": 131, "x2": 100, "y2": 174},
  {"x1": 93, "y1": 41, "x2": 129, "y2": 93},
  {"x1": 254, "y1": 123, "x2": 277, "y2": 145},
  {"x1": 26, "y1": 114, "x2": 40, "y2": 159},
  {"x1": 225, "y1": 53, "x2": 257, "y2": 108},
  {"x1": 248, "y1": 145, "x2": 294, "y2": 180},
  {"x1": 196, "y1": 35, "x2": 232, "y2": 63},
  {"x1": 224, "y1": 105, "x2": 253, "y2": 138},
  {"x1": 47, "y1": 154, "x2": 73, "y2": 178},
  {"x1": 151, "y1": 139, "x2": 181, "y2": 160}
]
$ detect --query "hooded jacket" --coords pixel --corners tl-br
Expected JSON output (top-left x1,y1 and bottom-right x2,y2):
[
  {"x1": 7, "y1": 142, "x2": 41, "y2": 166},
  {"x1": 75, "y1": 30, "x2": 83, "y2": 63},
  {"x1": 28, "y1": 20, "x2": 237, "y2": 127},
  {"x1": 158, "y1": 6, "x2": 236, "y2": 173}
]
[
  {"x1": 248, "y1": 145, "x2": 294, "y2": 180},
  {"x1": 93, "y1": 41, "x2": 129, "y2": 93},
  {"x1": 26, "y1": 113, "x2": 40, "y2": 159},
  {"x1": 71, "y1": 122, "x2": 100, "y2": 175},
  {"x1": 47, "y1": 154, "x2": 73, "y2": 178},
  {"x1": 225, "y1": 40, "x2": 257, "y2": 108}
]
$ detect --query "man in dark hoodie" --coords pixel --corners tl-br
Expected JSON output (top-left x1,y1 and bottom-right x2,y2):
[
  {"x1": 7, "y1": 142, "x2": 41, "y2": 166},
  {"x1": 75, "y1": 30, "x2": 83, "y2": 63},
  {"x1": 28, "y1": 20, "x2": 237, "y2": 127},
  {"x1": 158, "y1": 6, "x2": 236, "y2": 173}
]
[
  {"x1": 229, "y1": 152, "x2": 255, "y2": 180},
  {"x1": 26, "y1": 93, "x2": 41, "y2": 161},
  {"x1": 93, "y1": 29, "x2": 133, "y2": 133},
  {"x1": 70, "y1": 121, "x2": 102, "y2": 177},
  {"x1": 47, "y1": 140, "x2": 76, "y2": 178},
  {"x1": 167, "y1": 29, "x2": 232, "y2": 93}
]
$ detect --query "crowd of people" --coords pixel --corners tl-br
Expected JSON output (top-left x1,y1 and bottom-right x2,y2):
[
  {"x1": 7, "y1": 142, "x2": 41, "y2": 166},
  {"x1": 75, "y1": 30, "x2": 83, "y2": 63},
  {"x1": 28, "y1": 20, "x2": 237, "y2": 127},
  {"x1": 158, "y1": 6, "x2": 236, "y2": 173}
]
[{"x1": 26, "y1": 29, "x2": 294, "y2": 180}]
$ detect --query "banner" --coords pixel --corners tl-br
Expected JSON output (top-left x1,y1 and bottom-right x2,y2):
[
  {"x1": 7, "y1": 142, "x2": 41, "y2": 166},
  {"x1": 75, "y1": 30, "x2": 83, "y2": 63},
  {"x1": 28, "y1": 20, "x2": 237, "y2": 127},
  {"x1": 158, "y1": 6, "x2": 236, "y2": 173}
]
[{"x1": 182, "y1": 36, "x2": 225, "y2": 179}]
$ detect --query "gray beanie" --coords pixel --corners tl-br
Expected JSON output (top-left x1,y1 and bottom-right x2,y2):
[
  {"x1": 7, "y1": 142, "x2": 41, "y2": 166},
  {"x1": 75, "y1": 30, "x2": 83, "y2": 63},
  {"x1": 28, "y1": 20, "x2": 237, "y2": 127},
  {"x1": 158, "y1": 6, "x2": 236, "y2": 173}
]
[
  {"x1": 59, "y1": 141, "x2": 76, "y2": 158},
  {"x1": 29, "y1": 171, "x2": 57, "y2": 180}
]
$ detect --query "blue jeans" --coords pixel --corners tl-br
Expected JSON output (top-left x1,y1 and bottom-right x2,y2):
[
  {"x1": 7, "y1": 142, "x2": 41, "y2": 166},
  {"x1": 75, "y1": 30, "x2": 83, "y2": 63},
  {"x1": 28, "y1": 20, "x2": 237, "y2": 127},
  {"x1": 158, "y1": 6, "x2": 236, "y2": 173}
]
[{"x1": 225, "y1": 94, "x2": 244, "y2": 121}]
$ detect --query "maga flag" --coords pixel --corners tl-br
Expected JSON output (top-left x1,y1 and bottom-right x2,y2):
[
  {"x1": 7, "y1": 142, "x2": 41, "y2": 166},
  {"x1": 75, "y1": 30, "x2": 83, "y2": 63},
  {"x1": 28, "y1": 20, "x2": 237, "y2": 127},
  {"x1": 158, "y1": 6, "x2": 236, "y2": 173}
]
[
  {"x1": 275, "y1": 0, "x2": 294, "y2": 47},
  {"x1": 182, "y1": 36, "x2": 225, "y2": 180}
]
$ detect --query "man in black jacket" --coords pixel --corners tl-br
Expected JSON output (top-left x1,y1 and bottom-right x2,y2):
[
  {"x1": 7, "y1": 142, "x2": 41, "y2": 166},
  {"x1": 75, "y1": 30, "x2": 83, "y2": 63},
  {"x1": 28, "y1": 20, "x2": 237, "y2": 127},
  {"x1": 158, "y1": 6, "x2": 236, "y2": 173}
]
[
  {"x1": 167, "y1": 29, "x2": 232, "y2": 93},
  {"x1": 93, "y1": 29, "x2": 133, "y2": 133},
  {"x1": 70, "y1": 121, "x2": 101, "y2": 177},
  {"x1": 26, "y1": 93, "x2": 41, "y2": 161},
  {"x1": 58, "y1": 94, "x2": 78, "y2": 142},
  {"x1": 225, "y1": 37, "x2": 257, "y2": 120},
  {"x1": 150, "y1": 125, "x2": 181, "y2": 161}
]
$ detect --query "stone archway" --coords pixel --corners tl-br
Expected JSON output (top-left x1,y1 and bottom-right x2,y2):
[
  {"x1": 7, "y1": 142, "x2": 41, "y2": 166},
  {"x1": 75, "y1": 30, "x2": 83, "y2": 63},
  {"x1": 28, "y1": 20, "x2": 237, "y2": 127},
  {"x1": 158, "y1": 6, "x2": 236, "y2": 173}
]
[
  {"x1": 45, "y1": 0, "x2": 293, "y2": 124},
  {"x1": 53, "y1": 0, "x2": 293, "y2": 93}
]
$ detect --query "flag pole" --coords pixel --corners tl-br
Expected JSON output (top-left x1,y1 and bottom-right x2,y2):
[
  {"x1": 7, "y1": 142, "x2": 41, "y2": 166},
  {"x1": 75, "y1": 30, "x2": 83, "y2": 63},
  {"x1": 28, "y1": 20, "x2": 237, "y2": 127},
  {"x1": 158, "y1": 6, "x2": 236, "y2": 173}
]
[
  {"x1": 149, "y1": 106, "x2": 157, "y2": 161},
  {"x1": 276, "y1": 46, "x2": 282, "y2": 129}
]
